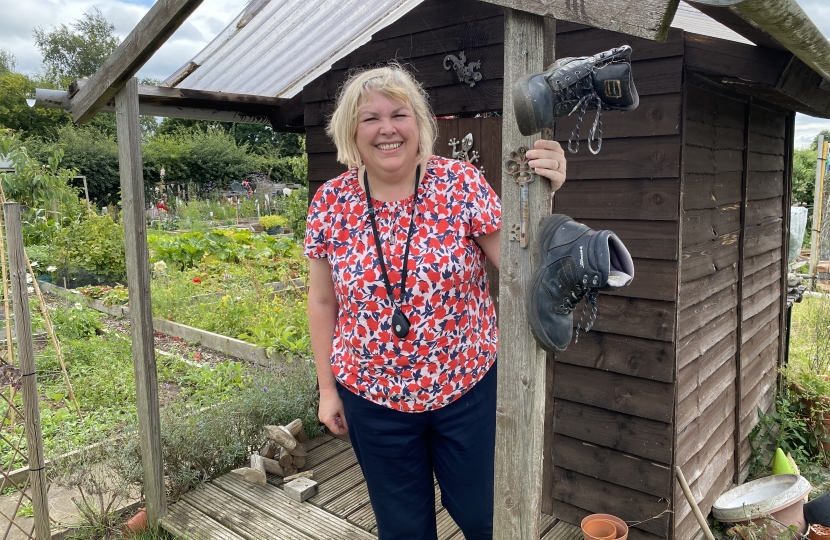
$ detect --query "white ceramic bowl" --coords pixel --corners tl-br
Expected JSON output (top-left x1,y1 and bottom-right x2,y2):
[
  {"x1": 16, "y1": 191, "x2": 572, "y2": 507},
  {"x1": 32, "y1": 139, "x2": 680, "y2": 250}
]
[{"x1": 712, "y1": 474, "x2": 811, "y2": 522}]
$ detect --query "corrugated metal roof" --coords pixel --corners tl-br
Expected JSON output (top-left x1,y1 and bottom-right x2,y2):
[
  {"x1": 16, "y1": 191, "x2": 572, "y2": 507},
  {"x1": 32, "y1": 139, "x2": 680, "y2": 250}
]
[
  {"x1": 168, "y1": 0, "x2": 752, "y2": 99},
  {"x1": 672, "y1": 1, "x2": 755, "y2": 45},
  {"x1": 166, "y1": 0, "x2": 424, "y2": 98}
]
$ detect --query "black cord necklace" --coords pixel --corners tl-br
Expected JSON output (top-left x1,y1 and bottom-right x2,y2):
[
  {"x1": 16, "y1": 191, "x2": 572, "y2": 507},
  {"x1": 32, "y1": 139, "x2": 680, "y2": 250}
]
[{"x1": 364, "y1": 165, "x2": 421, "y2": 339}]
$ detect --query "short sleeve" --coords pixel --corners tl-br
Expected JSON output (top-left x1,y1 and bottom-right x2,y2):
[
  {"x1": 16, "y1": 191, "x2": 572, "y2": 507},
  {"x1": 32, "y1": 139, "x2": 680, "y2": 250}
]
[
  {"x1": 303, "y1": 186, "x2": 329, "y2": 259},
  {"x1": 465, "y1": 166, "x2": 501, "y2": 237}
]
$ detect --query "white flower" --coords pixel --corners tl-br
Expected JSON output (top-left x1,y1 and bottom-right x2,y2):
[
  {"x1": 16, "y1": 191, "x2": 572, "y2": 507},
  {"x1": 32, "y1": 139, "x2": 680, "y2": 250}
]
[
  {"x1": 154, "y1": 261, "x2": 168, "y2": 272},
  {"x1": 27, "y1": 286, "x2": 33, "y2": 294},
  {"x1": 30, "y1": 261, "x2": 38, "y2": 267},
  {"x1": 47, "y1": 266, "x2": 57, "y2": 273},
  {"x1": 74, "y1": 302, "x2": 82, "y2": 310},
  {"x1": 283, "y1": 188, "x2": 292, "y2": 196}
]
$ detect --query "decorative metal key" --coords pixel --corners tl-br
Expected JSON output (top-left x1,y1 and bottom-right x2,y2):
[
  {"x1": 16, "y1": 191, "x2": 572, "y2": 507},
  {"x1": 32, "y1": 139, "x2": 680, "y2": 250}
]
[{"x1": 504, "y1": 146, "x2": 536, "y2": 248}]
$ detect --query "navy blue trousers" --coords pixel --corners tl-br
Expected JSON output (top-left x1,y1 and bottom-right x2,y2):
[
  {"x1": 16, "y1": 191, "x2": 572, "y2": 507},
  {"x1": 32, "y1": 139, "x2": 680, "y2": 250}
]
[{"x1": 336, "y1": 362, "x2": 497, "y2": 540}]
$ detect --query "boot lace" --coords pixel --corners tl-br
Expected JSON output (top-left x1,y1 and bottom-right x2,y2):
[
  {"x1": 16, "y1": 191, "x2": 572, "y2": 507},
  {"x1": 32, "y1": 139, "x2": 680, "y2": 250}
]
[
  {"x1": 554, "y1": 74, "x2": 603, "y2": 156},
  {"x1": 574, "y1": 289, "x2": 599, "y2": 344}
]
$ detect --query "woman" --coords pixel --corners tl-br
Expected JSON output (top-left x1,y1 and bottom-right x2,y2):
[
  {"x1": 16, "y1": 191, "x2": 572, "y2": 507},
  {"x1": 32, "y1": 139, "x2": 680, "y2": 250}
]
[{"x1": 305, "y1": 64, "x2": 567, "y2": 540}]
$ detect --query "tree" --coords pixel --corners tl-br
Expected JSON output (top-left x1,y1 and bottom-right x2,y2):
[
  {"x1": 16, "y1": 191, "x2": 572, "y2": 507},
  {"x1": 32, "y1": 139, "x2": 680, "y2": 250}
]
[
  {"x1": 157, "y1": 118, "x2": 305, "y2": 156},
  {"x1": 33, "y1": 7, "x2": 120, "y2": 87},
  {"x1": 811, "y1": 130, "x2": 830, "y2": 152},
  {"x1": 0, "y1": 50, "x2": 16, "y2": 73},
  {"x1": 0, "y1": 71, "x2": 72, "y2": 138}
]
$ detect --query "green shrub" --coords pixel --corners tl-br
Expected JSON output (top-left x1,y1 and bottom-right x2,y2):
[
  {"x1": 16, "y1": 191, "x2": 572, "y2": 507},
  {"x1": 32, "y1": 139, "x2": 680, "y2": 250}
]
[
  {"x1": 50, "y1": 304, "x2": 103, "y2": 340},
  {"x1": 259, "y1": 214, "x2": 287, "y2": 229},
  {"x1": 284, "y1": 187, "x2": 309, "y2": 242},
  {"x1": 54, "y1": 211, "x2": 126, "y2": 283}
]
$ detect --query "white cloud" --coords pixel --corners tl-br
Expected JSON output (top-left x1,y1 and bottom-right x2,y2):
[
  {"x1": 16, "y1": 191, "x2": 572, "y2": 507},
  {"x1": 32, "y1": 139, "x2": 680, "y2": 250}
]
[
  {"x1": 3, "y1": 0, "x2": 246, "y2": 82},
  {"x1": 795, "y1": 113, "x2": 830, "y2": 149}
]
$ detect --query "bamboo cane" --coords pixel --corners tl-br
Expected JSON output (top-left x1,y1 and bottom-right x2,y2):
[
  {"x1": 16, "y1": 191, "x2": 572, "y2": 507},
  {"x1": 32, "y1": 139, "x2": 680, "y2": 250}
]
[
  {"x1": 25, "y1": 256, "x2": 82, "y2": 420},
  {"x1": 676, "y1": 466, "x2": 716, "y2": 540},
  {"x1": 0, "y1": 206, "x2": 17, "y2": 428}
]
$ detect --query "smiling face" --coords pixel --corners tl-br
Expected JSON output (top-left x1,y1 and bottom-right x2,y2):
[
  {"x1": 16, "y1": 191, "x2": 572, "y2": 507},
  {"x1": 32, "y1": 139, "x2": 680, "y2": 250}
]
[{"x1": 355, "y1": 90, "x2": 421, "y2": 184}]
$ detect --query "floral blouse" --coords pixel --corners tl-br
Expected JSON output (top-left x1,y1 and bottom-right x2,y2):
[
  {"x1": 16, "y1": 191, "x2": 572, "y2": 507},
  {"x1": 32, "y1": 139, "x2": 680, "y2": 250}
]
[{"x1": 304, "y1": 155, "x2": 500, "y2": 412}]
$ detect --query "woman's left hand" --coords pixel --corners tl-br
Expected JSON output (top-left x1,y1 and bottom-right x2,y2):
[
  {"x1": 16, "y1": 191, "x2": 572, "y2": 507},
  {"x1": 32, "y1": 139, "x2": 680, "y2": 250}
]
[{"x1": 526, "y1": 139, "x2": 567, "y2": 192}]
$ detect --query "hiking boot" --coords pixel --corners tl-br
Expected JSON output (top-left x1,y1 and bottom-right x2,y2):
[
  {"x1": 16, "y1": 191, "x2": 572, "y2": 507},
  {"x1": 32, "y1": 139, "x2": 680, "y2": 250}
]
[
  {"x1": 512, "y1": 45, "x2": 640, "y2": 153},
  {"x1": 527, "y1": 214, "x2": 634, "y2": 353}
]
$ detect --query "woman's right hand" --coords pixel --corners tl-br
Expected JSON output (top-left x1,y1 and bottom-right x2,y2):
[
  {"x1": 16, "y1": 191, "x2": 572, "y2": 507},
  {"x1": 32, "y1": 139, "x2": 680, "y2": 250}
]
[{"x1": 319, "y1": 387, "x2": 349, "y2": 435}]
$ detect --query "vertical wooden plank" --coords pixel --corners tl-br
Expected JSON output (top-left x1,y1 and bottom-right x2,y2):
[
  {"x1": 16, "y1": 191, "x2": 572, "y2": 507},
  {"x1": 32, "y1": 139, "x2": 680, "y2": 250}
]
[
  {"x1": 4, "y1": 202, "x2": 50, "y2": 539},
  {"x1": 494, "y1": 10, "x2": 552, "y2": 540},
  {"x1": 779, "y1": 112, "x2": 794, "y2": 395},
  {"x1": 734, "y1": 98, "x2": 750, "y2": 484},
  {"x1": 115, "y1": 78, "x2": 167, "y2": 527}
]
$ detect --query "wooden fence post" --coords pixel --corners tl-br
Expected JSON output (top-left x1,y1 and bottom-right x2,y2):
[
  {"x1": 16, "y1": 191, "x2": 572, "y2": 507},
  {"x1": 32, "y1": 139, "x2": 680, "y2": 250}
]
[
  {"x1": 494, "y1": 9, "x2": 554, "y2": 540},
  {"x1": 115, "y1": 77, "x2": 167, "y2": 527},
  {"x1": 3, "y1": 202, "x2": 50, "y2": 539}
]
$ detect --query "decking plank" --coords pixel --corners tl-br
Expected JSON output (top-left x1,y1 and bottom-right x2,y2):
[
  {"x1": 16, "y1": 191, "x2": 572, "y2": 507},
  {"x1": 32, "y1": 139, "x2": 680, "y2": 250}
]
[
  {"x1": 161, "y1": 499, "x2": 247, "y2": 540},
  {"x1": 327, "y1": 481, "x2": 372, "y2": 517},
  {"x1": 436, "y1": 508, "x2": 461, "y2": 539},
  {"x1": 213, "y1": 473, "x2": 376, "y2": 539},
  {"x1": 543, "y1": 520, "x2": 582, "y2": 540},
  {"x1": 346, "y1": 494, "x2": 378, "y2": 532},
  {"x1": 184, "y1": 483, "x2": 314, "y2": 540},
  {"x1": 268, "y1": 436, "x2": 353, "y2": 486},
  {"x1": 309, "y1": 463, "x2": 365, "y2": 506}
]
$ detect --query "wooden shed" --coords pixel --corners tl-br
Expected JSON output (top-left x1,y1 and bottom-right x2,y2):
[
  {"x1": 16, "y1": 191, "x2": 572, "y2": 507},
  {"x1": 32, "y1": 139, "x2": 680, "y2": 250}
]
[
  {"x1": 34, "y1": 0, "x2": 830, "y2": 537},
  {"x1": 301, "y1": 2, "x2": 830, "y2": 540}
]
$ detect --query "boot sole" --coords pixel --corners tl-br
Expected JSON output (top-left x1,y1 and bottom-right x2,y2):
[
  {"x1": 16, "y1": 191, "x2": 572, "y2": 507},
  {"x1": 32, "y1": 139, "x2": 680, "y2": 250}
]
[{"x1": 526, "y1": 214, "x2": 574, "y2": 353}]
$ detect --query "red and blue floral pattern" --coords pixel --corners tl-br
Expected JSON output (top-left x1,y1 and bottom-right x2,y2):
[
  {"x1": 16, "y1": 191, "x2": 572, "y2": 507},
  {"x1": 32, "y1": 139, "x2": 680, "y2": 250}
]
[{"x1": 305, "y1": 156, "x2": 500, "y2": 412}]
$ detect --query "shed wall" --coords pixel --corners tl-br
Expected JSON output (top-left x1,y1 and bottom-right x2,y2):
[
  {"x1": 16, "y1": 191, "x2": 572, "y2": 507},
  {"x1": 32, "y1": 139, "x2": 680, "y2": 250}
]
[
  {"x1": 547, "y1": 23, "x2": 685, "y2": 540},
  {"x1": 672, "y1": 76, "x2": 790, "y2": 540}
]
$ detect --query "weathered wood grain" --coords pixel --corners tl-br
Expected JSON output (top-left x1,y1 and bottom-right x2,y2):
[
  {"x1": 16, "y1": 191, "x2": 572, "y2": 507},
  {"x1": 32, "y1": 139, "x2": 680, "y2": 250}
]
[
  {"x1": 116, "y1": 79, "x2": 167, "y2": 527},
  {"x1": 674, "y1": 436, "x2": 735, "y2": 537},
  {"x1": 676, "y1": 330, "x2": 736, "y2": 404},
  {"x1": 476, "y1": 0, "x2": 679, "y2": 41},
  {"x1": 552, "y1": 467, "x2": 670, "y2": 536},
  {"x1": 685, "y1": 84, "x2": 747, "y2": 128},
  {"x1": 746, "y1": 171, "x2": 785, "y2": 201},
  {"x1": 746, "y1": 197, "x2": 783, "y2": 226},
  {"x1": 494, "y1": 11, "x2": 550, "y2": 540},
  {"x1": 741, "y1": 345, "x2": 777, "y2": 401},
  {"x1": 553, "y1": 435, "x2": 672, "y2": 499},
  {"x1": 742, "y1": 281, "x2": 780, "y2": 322},
  {"x1": 553, "y1": 363, "x2": 674, "y2": 423},
  {"x1": 585, "y1": 295, "x2": 676, "y2": 342},
  {"x1": 742, "y1": 259, "x2": 780, "y2": 299},
  {"x1": 677, "y1": 308, "x2": 737, "y2": 371},
  {"x1": 555, "y1": 136, "x2": 681, "y2": 181},
  {"x1": 554, "y1": 94, "x2": 682, "y2": 141},
  {"x1": 552, "y1": 179, "x2": 679, "y2": 221},
  {"x1": 553, "y1": 400, "x2": 672, "y2": 464},
  {"x1": 682, "y1": 204, "x2": 741, "y2": 248},
  {"x1": 682, "y1": 172, "x2": 743, "y2": 210},
  {"x1": 373, "y1": 0, "x2": 504, "y2": 40},
  {"x1": 748, "y1": 132, "x2": 786, "y2": 156},
  {"x1": 678, "y1": 283, "x2": 737, "y2": 341},
  {"x1": 161, "y1": 499, "x2": 247, "y2": 540},
  {"x1": 576, "y1": 219, "x2": 678, "y2": 261},
  {"x1": 680, "y1": 232, "x2": 739, "y2": 282},
  {"x1": 740, "y1": 301, "x2": 780, "y2": 347},
  {"x1": 749, "y1": 102, "x2": 788, "y2": 135},
  {"x1": 70, "y1": 0, "x2": 204, "y2": 123},
  {"x1": 555, "y1": 27, "x2": 684, "y2": 61},
  {"x1": 604, "y1": 258, "x2": 677, "y2": 302},
  {"x1": 676, "y1": 386, "x2": 735, "y2": 467},
  {"x1": 748, "y1": 152, "x2": 786, "y2": 173},
  {"x1": 553, "y1": 331, "x2": 675, "y2": 383},
  {"x1": 4, "y1": 203, "x2": 50, "y2": 538},
  {"x1": 683, "y1": 145, "x2": 744, "y2": 176},
  {"x1": 676, "y1": 351, "x2": 735, "y2": 432},
  {"x1": 744, "y1": 219, "x2": 782, "y2": 258},
  {"x1": 214, "y1": 474, "x2": 376, "y2": 539},
  {"x1": 684, "y1": 120, "x2": 744, "y2": 152},
  {"x1": 678, "y1": 264, "x2": 737, "y2": 311},
  {"x1": 684, "y1": 34, "x2": 790, "y2": 88},
  {"x1": 743, "y1": 247, "x2": 782, "y2": 278}
]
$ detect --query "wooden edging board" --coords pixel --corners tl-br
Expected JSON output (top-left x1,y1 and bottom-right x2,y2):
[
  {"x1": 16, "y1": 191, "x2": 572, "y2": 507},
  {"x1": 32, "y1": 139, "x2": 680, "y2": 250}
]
[{"x1": 36, "y1": 280, "x2": 288, "y2": 367}]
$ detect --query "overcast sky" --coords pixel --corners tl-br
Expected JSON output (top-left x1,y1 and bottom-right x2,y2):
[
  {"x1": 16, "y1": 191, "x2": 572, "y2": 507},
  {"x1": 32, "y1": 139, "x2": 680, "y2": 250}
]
[{"x1": 3, "y1": 0, "x2": 829, "y2": 147}]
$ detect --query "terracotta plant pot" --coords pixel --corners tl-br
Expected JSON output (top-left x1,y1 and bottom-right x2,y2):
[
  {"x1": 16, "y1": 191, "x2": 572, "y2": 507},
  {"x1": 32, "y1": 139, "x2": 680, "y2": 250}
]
[
  {"x1": 122, "y1": 507, "x2": 147, "y2": 537},
  {"x1": 810, "y1": 524, "x2": 830, "y2": 540},
  {"x1": 582, "y1": 519, "x2": 617, "y2": 540},
  {"x1": 582, "y1": 514, "x2": 629, "y2": 540}
]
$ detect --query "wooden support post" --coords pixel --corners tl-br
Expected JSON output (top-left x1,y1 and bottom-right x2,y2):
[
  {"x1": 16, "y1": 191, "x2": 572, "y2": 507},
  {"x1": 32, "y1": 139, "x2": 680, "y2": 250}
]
[
  {"x1": 80, "y1": 176, "x2": 91, "y2": 211},
  {"x1": 494, "y1": 9, "x2": 553, "y2": 540},
  {"x1": 3, "y1": 202, "x2": 50, "y2": 539},
  {"x1": 115, "y1": 78, "x2": 167, "y2": 528}
]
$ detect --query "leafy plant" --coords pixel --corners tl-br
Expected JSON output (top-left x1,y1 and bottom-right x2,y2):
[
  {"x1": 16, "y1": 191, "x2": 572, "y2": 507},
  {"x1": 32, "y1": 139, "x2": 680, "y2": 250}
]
[
  {"x1": 54, "y1": 211, "x2": 126, "y2": 283},
  {"x1": 50, "y1": 304, "x2": 103, "y2": 340},
  {"x1": 259, "y1": 214, "x2": 287, "y2": 229}
]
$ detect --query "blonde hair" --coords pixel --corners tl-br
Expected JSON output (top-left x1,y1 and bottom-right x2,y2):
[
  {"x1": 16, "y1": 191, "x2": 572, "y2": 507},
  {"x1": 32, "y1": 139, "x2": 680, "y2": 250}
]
[{"x1": 326, "y1": 64, "x2": 437, "y2": 169}]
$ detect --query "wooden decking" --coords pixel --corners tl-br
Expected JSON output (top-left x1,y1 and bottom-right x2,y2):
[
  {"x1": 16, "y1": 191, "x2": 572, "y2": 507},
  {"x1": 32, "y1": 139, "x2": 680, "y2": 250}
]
[{"x1": 161, "y1": 434, "x2": 579, "y2": 539}]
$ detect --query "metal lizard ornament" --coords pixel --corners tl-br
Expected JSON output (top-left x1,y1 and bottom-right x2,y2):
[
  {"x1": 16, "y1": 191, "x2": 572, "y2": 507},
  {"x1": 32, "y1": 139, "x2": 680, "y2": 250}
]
[{"x1": 448, "y1": 133, "x2": 484, "y2": 174}]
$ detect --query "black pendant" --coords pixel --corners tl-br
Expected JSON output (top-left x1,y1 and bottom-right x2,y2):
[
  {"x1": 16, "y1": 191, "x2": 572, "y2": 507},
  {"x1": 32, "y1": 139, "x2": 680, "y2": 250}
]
[{"x1": 392, "y1": 308, "x2": 411, "y2": 338}]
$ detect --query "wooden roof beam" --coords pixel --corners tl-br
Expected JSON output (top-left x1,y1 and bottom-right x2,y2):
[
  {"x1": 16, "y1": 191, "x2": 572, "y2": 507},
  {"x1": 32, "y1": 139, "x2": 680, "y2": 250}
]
[
  {"x1": 71, "y1": 79, "x2": 287, "y2": 115},
  {"x1": 477, "y1": 0, "x2": 680, "y2": 41},
  {"x1": 69, "y1": 0, "x2": 205, "y2": 124}
]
